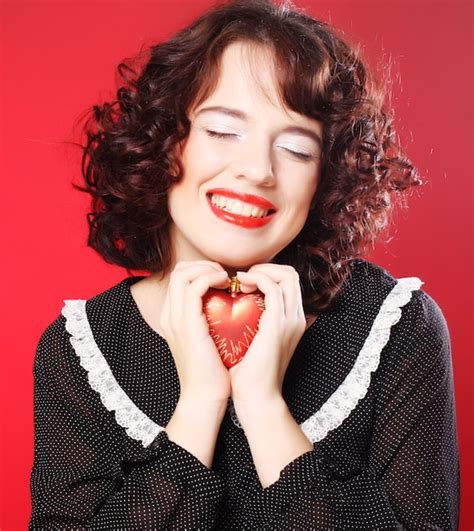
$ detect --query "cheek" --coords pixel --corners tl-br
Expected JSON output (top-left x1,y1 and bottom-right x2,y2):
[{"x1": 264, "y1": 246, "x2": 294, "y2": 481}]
[
  {"x1": 287, "y1": 187, "x2": 315, "y2": 214},
  {"x1": 183, "y1": 132, "x2": 228, "y2": 173}
]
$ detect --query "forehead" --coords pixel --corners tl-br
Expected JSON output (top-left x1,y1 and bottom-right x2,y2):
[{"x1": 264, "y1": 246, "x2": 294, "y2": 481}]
[
  {"x1": 218, "y1": 42, "x2": 280, "y2": 92},
  {"x1": 189, "y1": 41, "x2": 324, "y2": 136},
  {"x1": 192, "y1": 41, "x2": 288, "y2": 116}
]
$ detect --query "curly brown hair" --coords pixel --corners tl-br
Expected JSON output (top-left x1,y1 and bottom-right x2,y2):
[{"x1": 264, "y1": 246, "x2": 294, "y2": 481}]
[{"x1": 74, "y1": 0, "x2": 422, "y2": 315}]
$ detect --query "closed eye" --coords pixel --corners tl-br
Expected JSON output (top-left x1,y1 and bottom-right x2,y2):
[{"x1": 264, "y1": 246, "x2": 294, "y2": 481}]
[
  {"x1": 206, "y1": 130, "x2": 316, "y2": 161},
  {"x1": 280, "y1": 147, "x2": 313, "y2": 161},
  {"x1": 205, "y1": 130, "x2": 237, "y2": 139}
]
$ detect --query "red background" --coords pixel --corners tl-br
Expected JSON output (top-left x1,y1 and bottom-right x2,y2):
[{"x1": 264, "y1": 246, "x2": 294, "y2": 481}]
[{"x1": 1, "y1": 1, "x2": 472, "y2": 529}]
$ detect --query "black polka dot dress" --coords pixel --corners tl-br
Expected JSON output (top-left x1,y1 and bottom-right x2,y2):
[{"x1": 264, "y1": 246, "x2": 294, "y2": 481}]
[{"x1": 28, "y1": 259, "x2": 460, "y2": 530}]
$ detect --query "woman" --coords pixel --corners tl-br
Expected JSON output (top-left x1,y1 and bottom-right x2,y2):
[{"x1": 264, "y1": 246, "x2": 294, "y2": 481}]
[{"x1": 29, "y1": 0, "x2": 460, "y2": 529}]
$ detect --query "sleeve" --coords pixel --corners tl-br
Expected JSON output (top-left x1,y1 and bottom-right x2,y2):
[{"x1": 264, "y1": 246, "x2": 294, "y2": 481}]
[
  {"x1": 29, "y1": 316, "x2": 227, "y2": 530},
  {"x1": 247, "y1": 290, "x2": 460, "y2": 530}
]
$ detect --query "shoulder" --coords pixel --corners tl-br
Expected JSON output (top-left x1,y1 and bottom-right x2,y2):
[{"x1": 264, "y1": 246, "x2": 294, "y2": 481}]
[
  {"x1": 352, "y1": 260, "x2": 454, "y2": 385},
  {"x1": 364, "y1": 255, "x2": 452, "y2": 351},
  {"x1": 348, "y1": 258, "x2": 436, "y2": 313},
  {"x1": 63, "y1": 276, "x2": 139, "y2": 338},
  {"x1": 400, "y1": 285, "x2": 450, "y2": 344},
  {"x1": 336, "y1": 258, "x2": 424, "y2": 322},
  {"x1": 343, "y1": 261, "x2": 454, "y2": 410},
  {"x1": 33, "y1": 277, "x2": 136, "y2": 376},
  {"x1": 347, "y1": 259, "x2": 450, "y2": 363},
  {"x1": 388, "y1": 286, "x2": 452, "y2": 372},
  {"x1": 347, "y1": 258, "x2": 415, "y2": 294}
]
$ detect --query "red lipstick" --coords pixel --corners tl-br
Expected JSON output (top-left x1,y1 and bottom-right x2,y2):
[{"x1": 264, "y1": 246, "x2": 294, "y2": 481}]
[
  {"x1": 206, "y1": 194, "x2": 276, "y2": 229},
  {"x1": 207, "y1": 188, "x2": 276, "y2": 211}
]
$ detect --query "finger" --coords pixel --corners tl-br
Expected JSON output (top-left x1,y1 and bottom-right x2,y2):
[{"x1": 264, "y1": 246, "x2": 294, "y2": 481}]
[
  {"x1": 187, "y1": 271, "x2": 230, "y2": 309},
  {"x1": 168, "y1": 264, "x2": 228, "y2": 330},
  {"x1": 235, "y1": 271, "x2": 284, "y2": 324},
  {"x1": 250, "y1": 264, "x2": 304, "y2": 320},
  {"x1": 185, "y1": 271, "x2": 230, "y2": 339},
  {"x1": 238, "y1": 266, "x2": 302, "y2": 321}
]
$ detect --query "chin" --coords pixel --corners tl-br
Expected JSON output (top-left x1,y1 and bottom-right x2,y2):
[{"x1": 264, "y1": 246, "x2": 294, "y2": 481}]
[
  {"x1": 197, "y1": 243, "x2": 280, "y2": 269},
  {"x1": 210, "y1": 254, "x2": 276, "y2": 272}
]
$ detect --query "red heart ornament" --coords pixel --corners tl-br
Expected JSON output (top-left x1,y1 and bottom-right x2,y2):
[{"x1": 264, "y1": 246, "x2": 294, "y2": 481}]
[{"x1": 202, "y1": 287, "x2": 265, "y2": 368}]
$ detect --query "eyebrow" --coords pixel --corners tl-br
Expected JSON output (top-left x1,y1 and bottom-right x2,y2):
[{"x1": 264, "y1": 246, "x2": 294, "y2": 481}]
[{"x1": 194, "y1": 105, "x2": 322, "y2": 147}]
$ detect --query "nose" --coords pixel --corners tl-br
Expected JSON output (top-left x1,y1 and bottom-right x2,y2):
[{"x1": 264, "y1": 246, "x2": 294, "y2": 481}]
[{"x1": 229, "y1": 137, "x2": 275, "y2": 187}]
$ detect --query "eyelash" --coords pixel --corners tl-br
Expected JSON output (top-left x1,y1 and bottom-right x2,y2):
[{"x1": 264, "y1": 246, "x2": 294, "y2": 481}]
[{"x1": 205, "y1": 130, "x2": 314, "y2": 161}]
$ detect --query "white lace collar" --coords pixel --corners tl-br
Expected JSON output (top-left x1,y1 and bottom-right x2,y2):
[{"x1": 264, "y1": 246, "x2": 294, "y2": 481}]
[{"x1": 61, "y1": 276, "x2": 423, "y2": 448}]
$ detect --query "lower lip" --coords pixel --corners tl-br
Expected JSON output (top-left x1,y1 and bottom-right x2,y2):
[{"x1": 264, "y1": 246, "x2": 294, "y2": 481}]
[{"x1": 206, "y1": 195, "x2": 276, "y2": 229}]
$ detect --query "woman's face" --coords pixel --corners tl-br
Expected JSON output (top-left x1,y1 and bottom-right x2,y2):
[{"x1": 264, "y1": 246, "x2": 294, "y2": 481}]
[{"x1": 167, "y1": 41, "x2": 323, "y2": 274}]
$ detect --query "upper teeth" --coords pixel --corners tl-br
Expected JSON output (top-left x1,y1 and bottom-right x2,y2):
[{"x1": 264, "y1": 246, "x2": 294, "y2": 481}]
[{"x1": 210, "y1": 194, "x2": 271, "y2": 218}]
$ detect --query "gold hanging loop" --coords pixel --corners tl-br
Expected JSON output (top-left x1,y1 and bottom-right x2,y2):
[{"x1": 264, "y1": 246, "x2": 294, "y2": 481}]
[{"x1": 229, "y1": 276, "x2": 241, "y2": 298}]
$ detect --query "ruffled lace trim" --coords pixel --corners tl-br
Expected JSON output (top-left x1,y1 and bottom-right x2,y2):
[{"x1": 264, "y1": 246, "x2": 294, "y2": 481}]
[
  {"x1": 62, "y1": 275, "x2": 422, "y2": 447},
  {"x1": 299, "y1": 276, "x2": 423, "y2": 443},
  {"x1": 61, "y1": 299, "x2": 163, "y2": 448}
]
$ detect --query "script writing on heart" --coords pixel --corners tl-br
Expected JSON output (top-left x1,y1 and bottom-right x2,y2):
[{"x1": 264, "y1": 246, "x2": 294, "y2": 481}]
[{"x1": 202, "y1": 285, "x2": 265, "y2": 368}]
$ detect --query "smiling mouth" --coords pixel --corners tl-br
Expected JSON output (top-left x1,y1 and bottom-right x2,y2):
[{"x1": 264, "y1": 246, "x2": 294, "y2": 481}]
[{"x1": 206, "y1": 193, "x2": 276, "y2": 219}]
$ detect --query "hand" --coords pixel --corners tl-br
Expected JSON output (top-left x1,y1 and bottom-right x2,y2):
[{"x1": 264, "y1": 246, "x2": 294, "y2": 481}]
[
  {"x1": 228, "y1": 264, "x2": 307, "y2": 408},
  {"x1": 159, "y1": 260, "x2": 232, "y2": 408}
]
